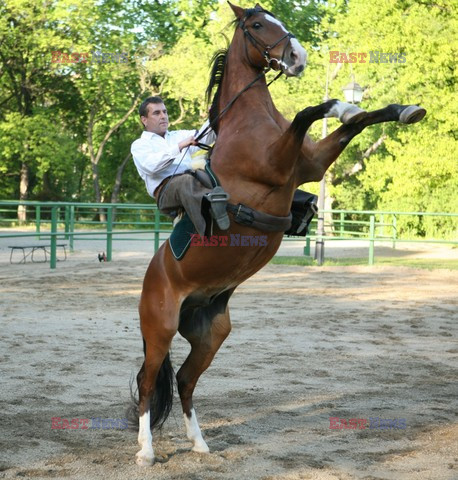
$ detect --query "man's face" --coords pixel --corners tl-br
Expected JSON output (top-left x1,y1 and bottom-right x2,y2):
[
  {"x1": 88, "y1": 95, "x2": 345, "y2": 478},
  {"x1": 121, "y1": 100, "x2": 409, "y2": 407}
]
[{"x1": 141, "y1": 102, "x2": 169, "y2": 136}]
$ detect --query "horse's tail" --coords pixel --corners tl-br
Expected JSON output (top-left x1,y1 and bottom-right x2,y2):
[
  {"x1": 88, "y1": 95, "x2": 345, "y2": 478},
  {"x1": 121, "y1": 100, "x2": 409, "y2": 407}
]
[
  {"x1": 129, "y1": 342, "x2": 175, "y2": 431},
  {"x1": 149, "y1": 351, "x2": 175, "y2": 430}
]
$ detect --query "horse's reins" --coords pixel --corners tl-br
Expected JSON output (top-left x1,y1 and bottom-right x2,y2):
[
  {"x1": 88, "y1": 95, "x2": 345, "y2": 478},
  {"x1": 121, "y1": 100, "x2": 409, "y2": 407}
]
[{"x1": 159, "y1": 11, "x2": 295, "y2": 199}]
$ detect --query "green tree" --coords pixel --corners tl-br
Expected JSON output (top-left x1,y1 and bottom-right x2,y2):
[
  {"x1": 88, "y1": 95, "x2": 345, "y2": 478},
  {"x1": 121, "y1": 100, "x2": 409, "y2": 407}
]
[
  {"x1": 320, "y1": 0, "x2": 457, "y2": 237},
  {"x1": 0, "y1": 0, "x2": 96, "y2": 218}
]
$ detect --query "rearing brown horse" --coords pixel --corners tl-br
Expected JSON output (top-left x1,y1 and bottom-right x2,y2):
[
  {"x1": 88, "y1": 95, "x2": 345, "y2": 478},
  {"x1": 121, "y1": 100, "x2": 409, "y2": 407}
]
[{"x1": 134, "y1": 2, "x2": 425, "y2": 466}]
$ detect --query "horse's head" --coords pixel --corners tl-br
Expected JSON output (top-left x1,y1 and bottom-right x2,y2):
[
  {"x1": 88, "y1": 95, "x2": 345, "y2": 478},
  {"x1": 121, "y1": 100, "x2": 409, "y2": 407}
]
[{"x1": 229, "y1": 2, "x2": 307, "y2": 77}]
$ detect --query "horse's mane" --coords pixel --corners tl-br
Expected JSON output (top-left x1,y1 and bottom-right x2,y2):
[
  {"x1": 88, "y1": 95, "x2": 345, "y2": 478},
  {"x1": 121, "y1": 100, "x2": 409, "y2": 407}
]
[
  {"x1": 205, "y1": 7, "x2": 276, "y2": 134},
  {"x1": 206, "y1": 49, "x2": 228, "y2": 135}
]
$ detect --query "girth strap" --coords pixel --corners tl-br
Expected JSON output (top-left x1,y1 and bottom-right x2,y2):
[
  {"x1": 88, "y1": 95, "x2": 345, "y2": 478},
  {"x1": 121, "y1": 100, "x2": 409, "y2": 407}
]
[
  {"x1": 227, "y1": 203, "x2": 292, "y2": 233},
  {"x1": 191, "y1": 165, "x2": 292, "y2": 233}
]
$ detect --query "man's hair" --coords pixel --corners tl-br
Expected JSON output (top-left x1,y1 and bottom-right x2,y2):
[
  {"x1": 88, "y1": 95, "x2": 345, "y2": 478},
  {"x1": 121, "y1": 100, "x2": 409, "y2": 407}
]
[{"x1": 139, "y1": 96, "x2": 164, "y2": 117}]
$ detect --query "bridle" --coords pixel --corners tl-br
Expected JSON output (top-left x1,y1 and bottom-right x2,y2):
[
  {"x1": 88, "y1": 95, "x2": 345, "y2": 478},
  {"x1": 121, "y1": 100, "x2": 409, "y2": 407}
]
[
  {"x1": 193, "y1": 10, "x2": 295, "y2": 146},
  {"x1": 239, "y1": 10, "x2": 296, "y2": 72}
]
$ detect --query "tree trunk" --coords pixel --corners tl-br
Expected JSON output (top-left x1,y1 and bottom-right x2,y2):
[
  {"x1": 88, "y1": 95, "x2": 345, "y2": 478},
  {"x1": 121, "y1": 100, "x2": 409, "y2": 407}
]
[
  {"x1": 18, "y1": 162, "x2": 29, "y2": 222},
  {"x1": 90, "y1": 161, "x2": 106, "y2": 222},
  {"x1": 111, "y1": 153, "x2": 131, "y2": 204}
]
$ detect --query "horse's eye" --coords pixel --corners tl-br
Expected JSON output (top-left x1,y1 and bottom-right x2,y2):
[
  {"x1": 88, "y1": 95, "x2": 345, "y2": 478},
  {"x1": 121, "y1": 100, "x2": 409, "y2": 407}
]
[{"x1": 252, "y1": 22, "x2": 262, "y2": 29}]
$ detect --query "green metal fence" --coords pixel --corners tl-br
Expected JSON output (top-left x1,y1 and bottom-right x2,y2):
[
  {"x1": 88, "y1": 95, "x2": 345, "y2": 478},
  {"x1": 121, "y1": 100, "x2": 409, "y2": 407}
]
[
  {"x1": 0, "y1": 201, "x2": 169, "y2": 268},
  {"x1": 303, "y1": 209, "x2": 457, "y2": 265},
  {"x1": 1, "y1": 200, "x2": 457, "y2": 268}
]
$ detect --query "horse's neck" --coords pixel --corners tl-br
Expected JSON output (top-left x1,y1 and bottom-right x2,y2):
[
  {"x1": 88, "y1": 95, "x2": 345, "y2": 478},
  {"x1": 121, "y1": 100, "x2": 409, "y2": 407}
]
[
  {"x1": 212, "y1": 45, "x2": 295, "y2": 215},
  {"x1": 219, "y1": 47, "x2": 274, "y2": 123}
]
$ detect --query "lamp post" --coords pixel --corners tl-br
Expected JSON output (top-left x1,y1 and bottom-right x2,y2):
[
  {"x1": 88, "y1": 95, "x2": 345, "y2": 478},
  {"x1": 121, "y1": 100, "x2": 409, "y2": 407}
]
[
  {"x1": 342, "y1": 81, "x2": 364, "y2": 104},
  {"x1": 315, "y1": 73, "x2": 363, "y2": 266},
  {"x1": 314, "y1": 66, "x2": 330, "y2": 266}
]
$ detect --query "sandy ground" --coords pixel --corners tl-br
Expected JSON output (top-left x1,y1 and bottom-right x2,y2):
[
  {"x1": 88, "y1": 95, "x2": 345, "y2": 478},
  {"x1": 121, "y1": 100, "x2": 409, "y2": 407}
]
[{"x1": 0, "y1": 239, "x2": 457, "y2": 480}]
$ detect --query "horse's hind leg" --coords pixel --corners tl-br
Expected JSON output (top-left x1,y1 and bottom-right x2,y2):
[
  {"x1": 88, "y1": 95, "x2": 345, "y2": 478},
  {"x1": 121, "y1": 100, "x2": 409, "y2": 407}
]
[
  {"x1": 176, "y1": 292, "x2": 233, "y2": 452},
  {"x1": 135, "y1": 281, "x2": 180, "y2": 466}
]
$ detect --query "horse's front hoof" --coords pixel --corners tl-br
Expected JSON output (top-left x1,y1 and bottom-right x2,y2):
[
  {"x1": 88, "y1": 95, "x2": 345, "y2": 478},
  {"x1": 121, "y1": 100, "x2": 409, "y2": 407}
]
[
  {"x1": 191, "y1": 441, "x2": 210, "y2": 453},
  {"x1": 136, "y1": 449, "x2": 154, "y2": 466},
  {"x1": 399, "y1": 105, "x2": 426, "y2": 124},
  {"x1": 339, "y1": 105, "x2": 367, "y2": 125}
]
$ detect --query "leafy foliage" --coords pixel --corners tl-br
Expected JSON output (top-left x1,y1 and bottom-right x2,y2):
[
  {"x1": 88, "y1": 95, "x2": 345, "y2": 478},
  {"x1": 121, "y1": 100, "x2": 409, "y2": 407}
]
[{"x1": 0, "y1": 0, "x2": 456, "y2": 237}]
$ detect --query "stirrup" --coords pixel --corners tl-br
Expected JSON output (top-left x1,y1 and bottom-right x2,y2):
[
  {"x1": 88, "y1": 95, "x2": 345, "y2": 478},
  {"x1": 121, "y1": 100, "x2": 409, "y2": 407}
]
[{"x1": 205, "y1": 186, "x2": 230, "y2": 230}]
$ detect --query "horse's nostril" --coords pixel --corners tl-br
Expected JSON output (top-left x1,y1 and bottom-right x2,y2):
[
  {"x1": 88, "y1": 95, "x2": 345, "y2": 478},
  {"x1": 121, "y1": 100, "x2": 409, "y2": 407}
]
[{"x1": 291, "y1": 51, "x2": 297, "y2": 60}]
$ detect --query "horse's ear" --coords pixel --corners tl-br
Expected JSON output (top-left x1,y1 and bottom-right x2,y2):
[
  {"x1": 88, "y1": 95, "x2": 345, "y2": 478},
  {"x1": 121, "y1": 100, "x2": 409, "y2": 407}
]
[
  {"x1": 227, "y1": 1, "x2": 244, "y2": 20},
  {"x1": 255, "y1": 3, "x2": 264, "y2": 10}
]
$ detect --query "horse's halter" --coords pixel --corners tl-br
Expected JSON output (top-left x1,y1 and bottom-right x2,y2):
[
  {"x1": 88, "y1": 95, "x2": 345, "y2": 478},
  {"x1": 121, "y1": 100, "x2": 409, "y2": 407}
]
[{"x1": 239, "y1": 10, "x2": 295, "y2": 72}]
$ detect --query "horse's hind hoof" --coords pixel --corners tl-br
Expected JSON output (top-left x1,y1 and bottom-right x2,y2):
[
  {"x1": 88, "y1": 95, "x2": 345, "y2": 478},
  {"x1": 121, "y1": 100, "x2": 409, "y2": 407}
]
[
  {"x1": 339, "y1": 105, "x2": 367, "y2": 125},
  {"x1": 399, "y1": 105, "x2": 426, "y2": 124}
]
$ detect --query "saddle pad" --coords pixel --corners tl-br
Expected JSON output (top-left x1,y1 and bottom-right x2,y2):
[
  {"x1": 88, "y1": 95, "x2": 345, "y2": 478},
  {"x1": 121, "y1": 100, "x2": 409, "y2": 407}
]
[{"x1": 169, "y1": 213, "x2": 197, "y2": 261}]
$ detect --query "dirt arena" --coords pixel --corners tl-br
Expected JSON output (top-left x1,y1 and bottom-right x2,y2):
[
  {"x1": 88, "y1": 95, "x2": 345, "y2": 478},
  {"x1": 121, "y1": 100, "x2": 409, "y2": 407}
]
[{"x1": 0, "y1": 244, "x2": 457, "y2": 480}]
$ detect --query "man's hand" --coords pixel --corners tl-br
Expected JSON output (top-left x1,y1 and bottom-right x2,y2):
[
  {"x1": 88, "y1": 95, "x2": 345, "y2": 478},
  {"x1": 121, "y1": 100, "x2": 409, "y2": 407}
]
[{"x1": 178, "y1": 136, "x2": 198, "y2": 151}]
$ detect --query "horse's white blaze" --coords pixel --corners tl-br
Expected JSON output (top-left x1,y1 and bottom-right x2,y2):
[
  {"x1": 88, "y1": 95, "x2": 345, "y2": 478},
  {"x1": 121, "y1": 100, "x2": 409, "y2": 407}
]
[
  {"x1": 262, "y1": 15, "x2": 307, "y2": 76},
  {"x1": 265, "y1": 14, "x2": 288, "y2": 33},
  {"x1": 136, "y1": 411, "x2": 154, "y2": 466},
  {"x1": 290, "y1": 37, "x2": 307, "y2": 69},
  {"x1": 184, "y1": 408, "x2": 210, "y2": 453}
]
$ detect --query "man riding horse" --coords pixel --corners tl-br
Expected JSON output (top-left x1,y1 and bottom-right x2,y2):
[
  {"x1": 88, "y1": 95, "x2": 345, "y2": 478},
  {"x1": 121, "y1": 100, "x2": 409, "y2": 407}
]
[
  {"x1": 132, "y1": 95, "x2": 320, "y2": 238},
  {"x1": 131, "y1": 96, "x2": 230, "y2": 236}
]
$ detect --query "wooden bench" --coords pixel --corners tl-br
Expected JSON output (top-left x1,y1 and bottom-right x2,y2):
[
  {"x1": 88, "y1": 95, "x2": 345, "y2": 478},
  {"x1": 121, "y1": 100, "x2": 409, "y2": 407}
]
[{"x1": 8, "y1": 244, "x2": 67, "y2": 264}]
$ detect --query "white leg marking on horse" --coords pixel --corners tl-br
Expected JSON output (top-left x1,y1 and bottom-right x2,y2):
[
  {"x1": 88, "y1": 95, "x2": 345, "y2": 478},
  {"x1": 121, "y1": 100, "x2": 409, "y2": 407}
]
[
  {"x1": 136, "y1": 411, "x2": 154, "y2": 466},
  {"x1": 325, "y1": 101, "x2": 366, "y2": 124},
  {"x1": 325, "y1": 101, "x2": 351, "y2": 119},
  {"x1": 184, "y1": 408, "x2": 210, "y2": 453}
]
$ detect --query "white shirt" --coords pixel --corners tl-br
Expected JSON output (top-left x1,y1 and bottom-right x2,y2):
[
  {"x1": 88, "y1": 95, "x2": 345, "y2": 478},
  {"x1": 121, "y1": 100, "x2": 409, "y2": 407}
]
[{"x1": 131, "y1": 121, "x2": 215, "y2": 197}]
